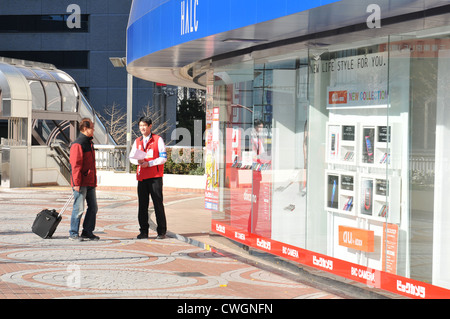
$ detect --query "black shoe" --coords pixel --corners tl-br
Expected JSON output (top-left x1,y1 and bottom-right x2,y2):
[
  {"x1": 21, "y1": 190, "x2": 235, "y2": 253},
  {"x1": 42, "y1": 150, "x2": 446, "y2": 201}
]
[
  {"x1": 80, "y1": 233, "x2": 100, "y2": 241},
  {"x1": 137, "y1": 233, "x2": 148, "y2": 239},
  {"x1": 156, "y1": 234, "x2": 166, "y2": 239}
]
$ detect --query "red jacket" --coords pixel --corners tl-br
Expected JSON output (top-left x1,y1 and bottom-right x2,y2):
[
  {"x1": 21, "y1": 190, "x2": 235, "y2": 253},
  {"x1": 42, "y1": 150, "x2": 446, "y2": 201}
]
[
  {"x1": 70, "y1": 134, "x2": 97, "y2": 187},
  {"x1": 135, "y1": 134, "x2": 165, "y2": 181}
]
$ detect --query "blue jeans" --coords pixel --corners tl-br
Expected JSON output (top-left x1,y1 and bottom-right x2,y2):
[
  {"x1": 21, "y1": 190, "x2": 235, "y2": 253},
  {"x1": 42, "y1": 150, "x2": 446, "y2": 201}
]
[{"x1": 69, "y1": 186, "x2": 98, "y2": 237}]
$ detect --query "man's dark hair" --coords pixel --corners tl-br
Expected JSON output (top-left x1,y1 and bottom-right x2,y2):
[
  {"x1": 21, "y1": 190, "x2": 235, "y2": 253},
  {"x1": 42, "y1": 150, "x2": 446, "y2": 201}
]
[
  {"x1": 254, "y1": 119, "x2": 263, "y2": 127},
  {"x1": 79, "y1": 118, "x2": 92, "y2": 131},
  {"x1": 139, "y1": 116, "x2": 152, "y2": 126}
]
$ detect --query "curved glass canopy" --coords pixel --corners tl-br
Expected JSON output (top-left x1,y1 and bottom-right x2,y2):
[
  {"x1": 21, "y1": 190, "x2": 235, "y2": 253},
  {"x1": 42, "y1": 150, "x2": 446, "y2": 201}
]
[
  {"x1": 15, "y1": 65, "x2": 79, "y2": 113},
  {"x1": 0, "y1": 58, "x2": 115, "y2": 146}
]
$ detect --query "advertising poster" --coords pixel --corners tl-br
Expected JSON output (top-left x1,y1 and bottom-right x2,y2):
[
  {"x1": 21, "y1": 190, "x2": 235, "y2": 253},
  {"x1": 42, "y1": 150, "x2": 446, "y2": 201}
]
[
  {"x1": 205, "y1": 106, "x2": 219, "y2": 210},
  {"x1": 251, "y1": 170, "x2": 272, "y2": 238},
  {"x1": 382, "y1": 223, "x2": 398, "y2": 274},
  {"x1": 324, "y1": 52, "x2": 389, "y2": 109}
]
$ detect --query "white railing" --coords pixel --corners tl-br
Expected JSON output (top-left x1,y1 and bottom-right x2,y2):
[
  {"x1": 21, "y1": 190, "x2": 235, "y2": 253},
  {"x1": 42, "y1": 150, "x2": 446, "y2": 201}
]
[
  {"x1": 94, "y1": 145, "x2": 205, "y2": 172},
  {"x1": 95, "y1": 145, "x2": 127, "y2": 171},
  {"x1": 409, "y1": 155, "x2": 435, "y2": 173}
]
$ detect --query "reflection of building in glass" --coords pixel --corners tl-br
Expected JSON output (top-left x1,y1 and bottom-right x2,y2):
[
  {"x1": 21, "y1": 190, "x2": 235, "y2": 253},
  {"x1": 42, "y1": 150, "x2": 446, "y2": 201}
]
[{"x1": 0, "y1": 0, "x2": 177, "y2": 143}]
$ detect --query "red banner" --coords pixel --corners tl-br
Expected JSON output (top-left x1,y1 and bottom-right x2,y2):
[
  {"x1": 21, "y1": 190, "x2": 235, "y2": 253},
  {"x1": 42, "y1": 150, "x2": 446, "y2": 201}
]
[{"x1": 211, "y1": 219, "x2": 450, "y2": 299}]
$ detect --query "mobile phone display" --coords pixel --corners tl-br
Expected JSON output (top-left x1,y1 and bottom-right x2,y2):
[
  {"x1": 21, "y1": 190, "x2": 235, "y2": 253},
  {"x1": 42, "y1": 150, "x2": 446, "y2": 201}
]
[
  {"x1": 365, "y1": 136, "x2": 373, "y2": 156},
  {"x1": 362, "y1": 128, "x2": 374, "y2": 163},
  {"x1": 327, "y1": 175, "x2": 339, "y2": 209},
  {"x1": 328, "y1": 125, "x2": 339, "y2": 160},
  {"x1": 361, "y1": 179, "x2": 373, "y2": 215},
  {"x1": 331, "y1": 133, "x2": 336, "y2": 154}
]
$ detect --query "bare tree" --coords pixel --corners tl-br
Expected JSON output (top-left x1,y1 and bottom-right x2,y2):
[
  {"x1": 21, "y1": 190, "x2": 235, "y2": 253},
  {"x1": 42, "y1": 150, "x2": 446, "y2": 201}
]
[
  {"x1": 97, "y1": 103, "x2": 127, "y2": 144},
  {"x1": 98, "y1": 102, "x2": 172, "y2": 145},
  {"x1": 133, "y1": 103, "x2": 172, "y2": 144}
]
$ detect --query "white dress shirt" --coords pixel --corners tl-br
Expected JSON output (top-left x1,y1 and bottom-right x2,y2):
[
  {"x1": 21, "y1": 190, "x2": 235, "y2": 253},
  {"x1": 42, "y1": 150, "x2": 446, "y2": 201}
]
[{"x1": 129, "y1": 134, "x2": 167, "y2": 167}]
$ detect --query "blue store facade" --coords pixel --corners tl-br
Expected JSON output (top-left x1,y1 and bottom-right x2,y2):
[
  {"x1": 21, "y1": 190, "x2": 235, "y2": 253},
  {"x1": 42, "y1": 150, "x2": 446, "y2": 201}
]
[{"x1": 127, "y1": 0, "x2": 450, "y2": 298}]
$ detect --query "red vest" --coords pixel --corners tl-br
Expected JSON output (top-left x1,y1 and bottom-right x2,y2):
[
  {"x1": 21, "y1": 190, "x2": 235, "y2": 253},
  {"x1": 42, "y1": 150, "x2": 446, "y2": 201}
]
[{"x1": 135, "y1": 134, "x2": 164, "y2": 181}]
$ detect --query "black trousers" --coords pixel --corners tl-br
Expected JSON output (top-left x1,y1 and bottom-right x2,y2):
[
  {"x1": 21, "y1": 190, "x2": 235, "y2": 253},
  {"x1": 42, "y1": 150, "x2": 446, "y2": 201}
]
[{"x1": 137, "y1": 177, "x2": 167, "y2": 236}]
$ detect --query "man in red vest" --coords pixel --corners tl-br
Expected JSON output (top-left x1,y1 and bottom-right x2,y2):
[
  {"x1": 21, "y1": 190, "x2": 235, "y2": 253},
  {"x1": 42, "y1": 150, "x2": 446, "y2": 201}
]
[{"x1": 129, "y1": 116, "x2": 168, "y2": 239}]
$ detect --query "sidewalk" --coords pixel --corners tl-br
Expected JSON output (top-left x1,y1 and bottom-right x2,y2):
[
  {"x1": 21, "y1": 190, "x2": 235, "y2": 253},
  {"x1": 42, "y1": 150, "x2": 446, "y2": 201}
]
[{"x1": 0, "y1": 186, "x2": 398, "y2": 300}]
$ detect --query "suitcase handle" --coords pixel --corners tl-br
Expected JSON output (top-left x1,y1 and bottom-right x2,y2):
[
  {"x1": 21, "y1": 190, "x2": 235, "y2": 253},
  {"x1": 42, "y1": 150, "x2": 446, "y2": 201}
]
[{"x1": 58, "y1": 193, "x2": 75, "y2": 217}]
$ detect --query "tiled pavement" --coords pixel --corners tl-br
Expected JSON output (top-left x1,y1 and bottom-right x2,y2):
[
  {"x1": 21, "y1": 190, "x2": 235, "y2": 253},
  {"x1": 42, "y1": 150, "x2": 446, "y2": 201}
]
[{"x1": 0, "y1": 185, "x2": 385, "y2": 301}]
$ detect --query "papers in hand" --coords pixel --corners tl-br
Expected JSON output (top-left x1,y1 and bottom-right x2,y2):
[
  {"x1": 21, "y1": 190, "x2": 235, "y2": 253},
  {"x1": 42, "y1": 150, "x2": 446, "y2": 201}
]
[{"x1": 129, "y1": 148, "x2": 147, "y2": 160}]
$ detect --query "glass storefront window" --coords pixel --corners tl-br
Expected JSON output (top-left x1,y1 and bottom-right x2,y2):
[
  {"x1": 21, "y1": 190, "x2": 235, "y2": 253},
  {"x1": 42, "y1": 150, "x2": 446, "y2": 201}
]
[
  {"x1": 308, "y1": 41, "x2": 398, "y2": 270},
  {"x1": 390, "y1": 28, "x2": 450, "y2": 289},
  {"x1": 254, "y1": 55, "x2": 309, "y2": 248},
  {"x1": 211, "y1": 25, "x2": 450, "y2": 296},
  {"x1": 212, "y1": 61, "x2": 255, "y2": 233}
]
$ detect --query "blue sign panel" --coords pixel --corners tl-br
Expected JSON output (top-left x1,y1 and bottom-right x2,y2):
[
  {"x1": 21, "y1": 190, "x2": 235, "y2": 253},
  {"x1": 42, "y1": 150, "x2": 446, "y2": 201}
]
[{"x1": 127, "y1": 0, "x2": 341, "y2": 64}]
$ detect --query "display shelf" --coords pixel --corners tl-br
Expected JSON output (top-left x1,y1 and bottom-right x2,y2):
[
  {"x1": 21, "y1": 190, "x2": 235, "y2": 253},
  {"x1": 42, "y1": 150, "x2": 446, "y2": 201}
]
[
  {"x1": 360, "y1": 123, "x2": 401, "y2": 169},
  {"x1": 325, "y1": 170, "x2": 357, "y2": 216},
  {"x1": 325, "y1": 121, "x2": 402, "y2": 224},
  {"x1": 326, "y1": 122, "x2": 358, "y2": 165},
  {"x1": 358, "y1": 174, "x2": 400, "y2": 224}
]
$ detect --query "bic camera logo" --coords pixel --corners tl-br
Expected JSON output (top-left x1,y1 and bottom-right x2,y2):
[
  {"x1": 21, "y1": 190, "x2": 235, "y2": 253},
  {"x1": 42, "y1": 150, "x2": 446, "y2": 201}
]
[{"x1": 66, "y1": 4, "x2": 81, "y2": 29}]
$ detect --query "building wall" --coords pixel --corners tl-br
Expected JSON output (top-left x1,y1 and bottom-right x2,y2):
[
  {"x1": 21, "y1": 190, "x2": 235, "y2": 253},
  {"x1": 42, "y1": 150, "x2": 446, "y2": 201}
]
[{"x1": 0, "y1": 0, "x2": 176, "y2": 142}]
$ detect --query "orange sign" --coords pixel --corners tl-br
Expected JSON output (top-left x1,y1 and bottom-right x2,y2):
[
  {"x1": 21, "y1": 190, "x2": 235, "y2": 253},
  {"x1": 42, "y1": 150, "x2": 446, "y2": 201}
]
[
  {"x1": 329, "y1": 90, "x2": 348, "y2": 104},
  {"x1": 382, "y1": 223, "x2": 398, "y2": 274},
  {"x1": 338, "y1": 225, "x2": 374, "y2": 252}
]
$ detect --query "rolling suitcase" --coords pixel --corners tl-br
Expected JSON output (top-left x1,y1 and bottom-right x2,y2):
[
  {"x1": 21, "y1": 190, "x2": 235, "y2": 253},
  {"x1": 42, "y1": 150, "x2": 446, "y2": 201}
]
[{"x1": 32, "y1": 193, "x2": 74, "y2": 239}]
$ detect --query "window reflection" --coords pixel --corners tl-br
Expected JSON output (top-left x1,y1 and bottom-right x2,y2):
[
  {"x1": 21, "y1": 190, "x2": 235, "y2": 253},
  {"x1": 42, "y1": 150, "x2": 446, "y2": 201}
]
[
  {"x1": 43, "y1": 81, "x2": 61, "y2": 111},
  {"x1": 29, "y1": 80, "x2": 45, "y2": 110},
  {"x1": 60, "y1": 83, "x2": 78, "y2": 112}
]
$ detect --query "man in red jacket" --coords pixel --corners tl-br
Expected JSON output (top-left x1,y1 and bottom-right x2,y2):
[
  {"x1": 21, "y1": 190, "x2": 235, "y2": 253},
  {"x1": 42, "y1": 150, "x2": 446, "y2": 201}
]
[
  {"x1": 129, "y1": 116, "x2": 167, "y2": 239},
  {"x1": 69, "y1": 118, "x2": 99, "y2": 241}
]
